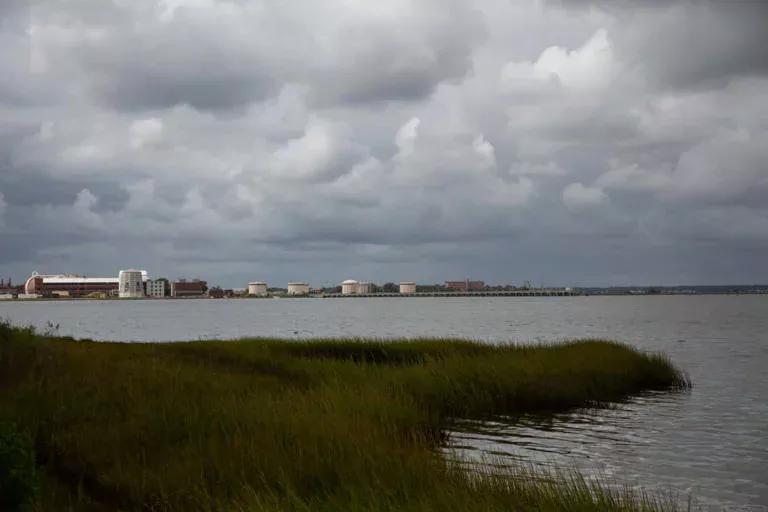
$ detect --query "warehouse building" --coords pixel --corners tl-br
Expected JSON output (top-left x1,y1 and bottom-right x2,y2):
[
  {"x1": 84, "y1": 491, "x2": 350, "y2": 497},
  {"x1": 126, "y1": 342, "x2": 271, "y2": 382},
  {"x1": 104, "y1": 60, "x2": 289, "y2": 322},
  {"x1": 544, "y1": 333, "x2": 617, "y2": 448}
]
[
  {"x1": 171, "y1": 281, "x2": 206, "y2": 297},
  {"x1": 24, "y1": 270, "x2": 148, "y2": 298}
]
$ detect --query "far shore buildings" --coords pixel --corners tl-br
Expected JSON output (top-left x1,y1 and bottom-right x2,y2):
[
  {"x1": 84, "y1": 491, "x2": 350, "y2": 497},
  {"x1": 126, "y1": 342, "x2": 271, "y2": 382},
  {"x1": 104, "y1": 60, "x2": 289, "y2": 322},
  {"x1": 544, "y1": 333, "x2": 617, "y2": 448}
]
[
  {"x1": 0, "y1": 278, "x2": 20, "y2": 298},
  {"x1": 445, "y1": 279, "x2": 485, "y2": 293},
  {"x1": 23, "y1": 271, "x2": 148, "y2": 298},
  {"x1": 287, "y1": 282, "x2": 310, "y2": 295},
  {"x1": 248, "y1": 282, "x2": 268, "y2": 296},
  {"x1": 170, "y1": 281, "x2": 206, "y2": 297},
  {"x1": 286, "y1": 282, "x2": 310, "y2": 295},
  {"x1": 340, "y1": 280, "x2": 373, "y2": 295},
  {"x1": 118, "y1": 269, "x2": 145, "y2": 298},
  {"x1": 399, "y1": 282, "x2": 416, "y2": 294},
  {"x1": 146, "y1": 279, "x2": 166, "y2": 298}
]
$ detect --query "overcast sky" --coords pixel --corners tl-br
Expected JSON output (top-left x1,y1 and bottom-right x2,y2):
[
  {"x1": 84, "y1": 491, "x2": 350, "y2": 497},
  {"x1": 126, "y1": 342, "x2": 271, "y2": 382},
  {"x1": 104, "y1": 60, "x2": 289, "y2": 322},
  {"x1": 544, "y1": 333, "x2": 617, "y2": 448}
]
[{"x1": 1, "y1": 0, "x2": 767, "y2": 288}]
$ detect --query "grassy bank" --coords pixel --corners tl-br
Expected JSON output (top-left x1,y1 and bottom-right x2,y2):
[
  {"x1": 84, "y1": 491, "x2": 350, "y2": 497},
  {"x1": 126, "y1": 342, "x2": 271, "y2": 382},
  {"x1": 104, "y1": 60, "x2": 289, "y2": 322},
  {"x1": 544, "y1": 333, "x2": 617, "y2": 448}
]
[{"x1": 0, "y1": 323, "x2": 690, "y2": 511}]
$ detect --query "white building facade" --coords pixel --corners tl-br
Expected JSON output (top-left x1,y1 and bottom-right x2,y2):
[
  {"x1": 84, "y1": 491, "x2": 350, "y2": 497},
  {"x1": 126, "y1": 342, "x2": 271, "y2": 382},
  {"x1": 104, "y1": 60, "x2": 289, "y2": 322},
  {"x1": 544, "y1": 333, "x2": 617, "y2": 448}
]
[
  {"x1": 146, "y1": 279, "x2": 165, "y2": 298},
  {"x1": 341, "y1": 280, "x2": 358, "y2": 295},
  {"x1": 399, "y1": 282, "x2": 416, "y2": 294},
  {"x1": 118, "y1": 269, "x2": 145, "y2": 298},
  {"x1": 287, "y1": 282, "x2": 310, "y2": 295},
  {"x1": 248, "y1": 282, "x2": 268, "y2": 296},
  {"x1": 356, "y1": 282, "x2": 373, "y2": 294}
]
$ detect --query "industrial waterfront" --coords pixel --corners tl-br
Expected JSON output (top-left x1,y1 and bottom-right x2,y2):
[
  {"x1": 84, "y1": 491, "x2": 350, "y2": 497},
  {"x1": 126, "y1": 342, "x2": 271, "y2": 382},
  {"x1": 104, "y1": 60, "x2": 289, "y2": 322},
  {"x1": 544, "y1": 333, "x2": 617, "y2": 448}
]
[{"x1": 2, "y1": 271, "x2": 765, "y2": 301}]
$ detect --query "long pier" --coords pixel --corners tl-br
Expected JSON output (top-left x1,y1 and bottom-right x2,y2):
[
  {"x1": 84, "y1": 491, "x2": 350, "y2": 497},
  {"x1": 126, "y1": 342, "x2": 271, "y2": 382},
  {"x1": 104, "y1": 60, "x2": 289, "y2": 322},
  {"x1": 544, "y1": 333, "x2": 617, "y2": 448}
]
[{"x1": 320, "y1": 290, "x2": 581, "y2": 298}]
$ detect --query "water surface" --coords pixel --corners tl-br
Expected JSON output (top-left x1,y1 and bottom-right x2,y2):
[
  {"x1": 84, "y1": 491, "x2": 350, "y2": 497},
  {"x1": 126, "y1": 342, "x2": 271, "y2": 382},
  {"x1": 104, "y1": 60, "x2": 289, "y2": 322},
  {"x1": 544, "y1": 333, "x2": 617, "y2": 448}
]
[{"x1": 2, "y1": 295, "x2": 766, "y2": 510}]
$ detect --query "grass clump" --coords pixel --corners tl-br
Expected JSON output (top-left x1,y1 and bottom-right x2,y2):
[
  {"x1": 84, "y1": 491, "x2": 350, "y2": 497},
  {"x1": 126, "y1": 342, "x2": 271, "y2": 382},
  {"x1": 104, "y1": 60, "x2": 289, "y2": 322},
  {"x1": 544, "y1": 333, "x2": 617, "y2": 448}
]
[
  {"x1": 0, "y1": 421, "x2": 42, "y2": 511},
  {"x1": 0, "y1": 321, "x2": 690, "y2": 511}
]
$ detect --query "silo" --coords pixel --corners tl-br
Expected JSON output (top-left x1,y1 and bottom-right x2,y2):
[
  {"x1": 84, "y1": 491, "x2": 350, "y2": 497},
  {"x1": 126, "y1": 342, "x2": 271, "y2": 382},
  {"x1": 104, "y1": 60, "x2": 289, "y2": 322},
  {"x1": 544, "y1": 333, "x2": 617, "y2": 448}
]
[
  {"x1": 248, "y1": 282, "x2": 268, "y2": 296},
  {"x1": 119, "y1": 269, "x2": 145, "y2": 298},
  {"x1": 287, "y1": 282, "x2": 310, "y2": 295},
  {"x1": 356, "y1": 282, "x2": 373, "y2": 295},
  {"x1": 399, "y1": 282, "x2": 417, "y2": 294},
  {"x1": 341, "y1": 280, "x2": 358, "y2": 295}
]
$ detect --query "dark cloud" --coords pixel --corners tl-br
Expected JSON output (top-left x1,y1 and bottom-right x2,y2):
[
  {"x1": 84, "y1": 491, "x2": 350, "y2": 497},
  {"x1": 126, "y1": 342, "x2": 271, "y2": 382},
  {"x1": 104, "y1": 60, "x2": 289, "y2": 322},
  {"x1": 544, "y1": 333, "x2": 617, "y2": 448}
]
[
  {"x1": 79, "y1": 33, "x2": 277, "y2": 112},
  {"x1": 1, "y1": 0, "x2": 767, "y2": 287},
  {"x1": 552, "y1": 0, "x2": 768, "y2": 89}
]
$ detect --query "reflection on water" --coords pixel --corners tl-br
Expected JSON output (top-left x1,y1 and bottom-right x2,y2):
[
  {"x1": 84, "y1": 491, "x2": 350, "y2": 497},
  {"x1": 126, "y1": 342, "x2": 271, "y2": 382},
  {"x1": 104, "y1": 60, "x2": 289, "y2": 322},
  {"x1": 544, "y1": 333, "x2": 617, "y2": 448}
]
[{"x1": 447, "y1": 391, "x2": 768, "y2": 511}]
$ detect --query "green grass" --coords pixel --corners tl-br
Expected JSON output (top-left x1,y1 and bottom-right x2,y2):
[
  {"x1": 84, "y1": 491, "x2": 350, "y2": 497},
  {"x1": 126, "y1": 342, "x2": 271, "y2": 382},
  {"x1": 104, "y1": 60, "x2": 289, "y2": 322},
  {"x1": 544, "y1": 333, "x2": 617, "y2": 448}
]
[{"x1": 0, "y1": 322, "x2": 690, "y2": 511}]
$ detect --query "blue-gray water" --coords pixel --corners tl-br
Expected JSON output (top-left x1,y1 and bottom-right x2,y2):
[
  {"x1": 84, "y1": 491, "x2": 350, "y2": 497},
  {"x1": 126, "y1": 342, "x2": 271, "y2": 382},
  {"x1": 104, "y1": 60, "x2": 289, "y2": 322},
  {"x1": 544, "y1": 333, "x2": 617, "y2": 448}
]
[{"x1": 1, "y1": 296, "x2": 766, "y2": 511}]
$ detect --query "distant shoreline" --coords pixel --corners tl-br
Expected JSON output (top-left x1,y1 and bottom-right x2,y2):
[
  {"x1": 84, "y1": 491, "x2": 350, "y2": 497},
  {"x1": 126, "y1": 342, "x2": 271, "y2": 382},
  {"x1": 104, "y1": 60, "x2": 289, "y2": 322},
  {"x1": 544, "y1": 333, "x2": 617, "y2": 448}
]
[{"x1": 2, "y1": 291, "x2": 767, "y2": 302}]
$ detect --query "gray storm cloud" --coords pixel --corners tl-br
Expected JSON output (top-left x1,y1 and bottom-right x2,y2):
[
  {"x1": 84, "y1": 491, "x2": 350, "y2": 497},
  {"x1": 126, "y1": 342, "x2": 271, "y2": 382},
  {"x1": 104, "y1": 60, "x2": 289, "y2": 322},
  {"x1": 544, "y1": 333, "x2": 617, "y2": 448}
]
[{"x1": 0, "y1": 0, "x2": 766, "y2": 287}]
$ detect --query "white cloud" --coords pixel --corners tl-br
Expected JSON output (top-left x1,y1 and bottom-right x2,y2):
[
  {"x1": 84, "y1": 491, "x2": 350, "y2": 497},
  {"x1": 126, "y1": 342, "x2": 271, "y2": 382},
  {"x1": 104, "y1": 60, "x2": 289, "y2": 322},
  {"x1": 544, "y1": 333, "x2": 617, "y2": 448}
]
[
  {"x1": 510, "y1": 161, "x2": 568, "y2": 177},
  {"x1": 268, "y1": 117, "x2": 368, "y2": 182},
  {"x1": 129, "y1": 117, "x2": 164, "y2": 149},
  {"x1": 595, "y1": 162, "x2": 672, "y2": 192},
  {"x1": 562, "y1": 183, "x2": 607, "y2": 208},
  {"x1": 501, "y1": 28, "x2": 622, "y2": 92},
  {"x1": 395, "y1": 117, "x2": 420, "y2": 156}
]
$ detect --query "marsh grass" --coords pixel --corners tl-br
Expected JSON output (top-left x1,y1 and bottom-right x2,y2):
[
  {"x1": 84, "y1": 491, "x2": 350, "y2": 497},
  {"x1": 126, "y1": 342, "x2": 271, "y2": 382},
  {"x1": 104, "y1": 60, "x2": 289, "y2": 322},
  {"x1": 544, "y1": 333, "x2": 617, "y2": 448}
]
[{"x1": 0, "y1": 322, "x2": 691, "y2": 511}]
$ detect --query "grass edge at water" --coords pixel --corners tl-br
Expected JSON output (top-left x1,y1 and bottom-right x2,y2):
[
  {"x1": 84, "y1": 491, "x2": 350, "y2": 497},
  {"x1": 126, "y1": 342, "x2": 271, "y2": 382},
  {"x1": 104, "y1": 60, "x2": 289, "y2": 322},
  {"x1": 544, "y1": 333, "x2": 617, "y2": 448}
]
[{"x1": 0, "y1": 321, "x2": 692, "y2": 511}]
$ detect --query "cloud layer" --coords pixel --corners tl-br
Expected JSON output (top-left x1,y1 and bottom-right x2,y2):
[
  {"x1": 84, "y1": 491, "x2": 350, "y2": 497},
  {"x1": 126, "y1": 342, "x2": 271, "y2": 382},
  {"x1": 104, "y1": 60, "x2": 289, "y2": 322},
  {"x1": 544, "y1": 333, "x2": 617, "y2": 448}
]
[{"x1": 1, "y1": 0, "x2": 767, "y2": 287}]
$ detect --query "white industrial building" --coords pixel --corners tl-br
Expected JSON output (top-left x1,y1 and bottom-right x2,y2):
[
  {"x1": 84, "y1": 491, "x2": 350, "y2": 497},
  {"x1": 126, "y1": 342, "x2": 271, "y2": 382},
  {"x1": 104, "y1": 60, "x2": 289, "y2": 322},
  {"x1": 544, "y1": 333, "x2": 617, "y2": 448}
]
[
  {"x1": 287, "y1": 282, "x2": 310, "y2": 295},
  {"x1": 248, "y1": 282, "x2": 268, "y2": 296},
  {"x1": 146, "y1": 279, "x2": 166, "y2": 298},
  {"x1": 399, "y1": 282, "x2": 416, "y2": 294},
  {"x1": 118, "y1": 269, "x2": 146, "y2": 298},
  {"x1": 341, "y1": 280, "x2": 358, "y2": 295},
  {"x1": 341, "y1": 280, "x2": 375, "y2": 295}
]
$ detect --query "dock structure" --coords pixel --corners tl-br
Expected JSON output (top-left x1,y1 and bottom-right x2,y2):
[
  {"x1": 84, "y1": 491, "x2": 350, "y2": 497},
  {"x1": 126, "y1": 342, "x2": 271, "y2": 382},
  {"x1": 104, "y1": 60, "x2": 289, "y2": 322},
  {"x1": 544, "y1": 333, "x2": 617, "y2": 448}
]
[{"x1": 321, "y1": 289, "x2": 581, "y2": 298}]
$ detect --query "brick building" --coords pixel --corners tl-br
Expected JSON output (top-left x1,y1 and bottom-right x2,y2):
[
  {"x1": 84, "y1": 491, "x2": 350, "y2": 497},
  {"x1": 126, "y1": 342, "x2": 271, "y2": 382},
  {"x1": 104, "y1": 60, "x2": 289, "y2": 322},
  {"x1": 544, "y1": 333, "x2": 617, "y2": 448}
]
[{"x1": 445, "y1": 279, "x2": 485, "y2": 293}]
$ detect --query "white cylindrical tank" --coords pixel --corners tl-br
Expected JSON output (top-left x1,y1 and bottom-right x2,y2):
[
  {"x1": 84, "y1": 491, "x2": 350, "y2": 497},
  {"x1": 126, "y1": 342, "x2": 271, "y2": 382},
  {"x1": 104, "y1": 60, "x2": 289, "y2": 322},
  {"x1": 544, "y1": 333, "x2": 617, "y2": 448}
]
[
  {"x1": 248, "y1": 282, "x2": 268, "y2": 296},
  {"x1": 119, "y1": 269, "x2": 145, "y2": 298},
  {"x1": 399, "y1": 282, "x2": 416, "y2": 294},
  {"x1": 356, "y1": 282, "x2": 372, "y2": 295},
  {"x1": 341, "y1": 280, "x2": 358, "y2": 295},
  {"x1": 287, "y1": 282, "x2": 310, "y2": 295}
]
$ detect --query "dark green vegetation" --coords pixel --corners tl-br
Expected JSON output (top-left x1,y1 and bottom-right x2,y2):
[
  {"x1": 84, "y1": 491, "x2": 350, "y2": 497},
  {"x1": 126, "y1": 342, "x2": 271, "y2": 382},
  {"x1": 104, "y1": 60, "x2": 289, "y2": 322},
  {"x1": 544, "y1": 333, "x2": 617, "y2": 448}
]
[
  {"x1": 0, "y1": 421, "x2": 42, "y2": 511},
  {"x1": 0, "y1": 323, "x2": 690, "y2": 511}
]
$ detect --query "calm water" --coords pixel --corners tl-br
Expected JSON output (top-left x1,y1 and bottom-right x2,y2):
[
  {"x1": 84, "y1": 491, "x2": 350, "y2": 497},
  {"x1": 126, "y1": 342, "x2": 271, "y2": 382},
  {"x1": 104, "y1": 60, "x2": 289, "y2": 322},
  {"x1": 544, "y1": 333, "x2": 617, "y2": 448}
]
[{"x1": 1, "y1": 296, "x2": 767, "y2": 510}]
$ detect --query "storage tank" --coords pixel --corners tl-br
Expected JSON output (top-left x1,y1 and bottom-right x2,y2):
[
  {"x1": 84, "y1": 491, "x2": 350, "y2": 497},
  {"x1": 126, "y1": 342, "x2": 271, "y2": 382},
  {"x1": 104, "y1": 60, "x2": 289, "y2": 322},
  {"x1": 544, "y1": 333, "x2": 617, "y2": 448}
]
[
  {"x1": 399, "y1": 282, "x2": 416, "y2": 294},
  {"x1": 341, "y1": 279, "x2": 358, "y2": 295},
  {"x1": 286, "y1": 282, "x2": 310, "y2": 295},
  {"x1": 248, "y1": 282, "x2": 268, "y2": 296},
  {"x1": 356, "y1": 282, "x2": 373, "y2": 295},
  {"x1": 119, "y1": 269, "x2": 145, "y2": 298}
]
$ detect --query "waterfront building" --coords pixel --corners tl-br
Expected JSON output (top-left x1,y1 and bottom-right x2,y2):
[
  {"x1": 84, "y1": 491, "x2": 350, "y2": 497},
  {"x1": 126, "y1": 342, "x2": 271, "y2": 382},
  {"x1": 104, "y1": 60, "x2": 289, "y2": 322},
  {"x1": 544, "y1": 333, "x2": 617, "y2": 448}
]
[
  {"x1": 146, "y1": 279, "x2": 166, "y2": 298},
  {"x1": 171, "y1": 281, "x2": 206, "y2": 297},
  {"x1": 356, "y1": 282, "x2": 373, "y2": 295},
  {"x1": 341, "y1": 280, "x2": 358, "y2": 295},
  {"x1": 24, "y1": 271, "x2": 147, "y2": 298},
  {"x1": 287, "y1": 282, "x2": 310, "y2": 295},
  {"x1": 399, "y1": 282, "x2": 416, "y2": 294},
  {"x1": 248, "y1": 282, "x2": 268, "y2": 296},
  {"x1": 119, "y1": 269, "x2": 145, "y2": 298},
  {"x1": 445, "y1": 279, "x2": 485, "y2": 292}
]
